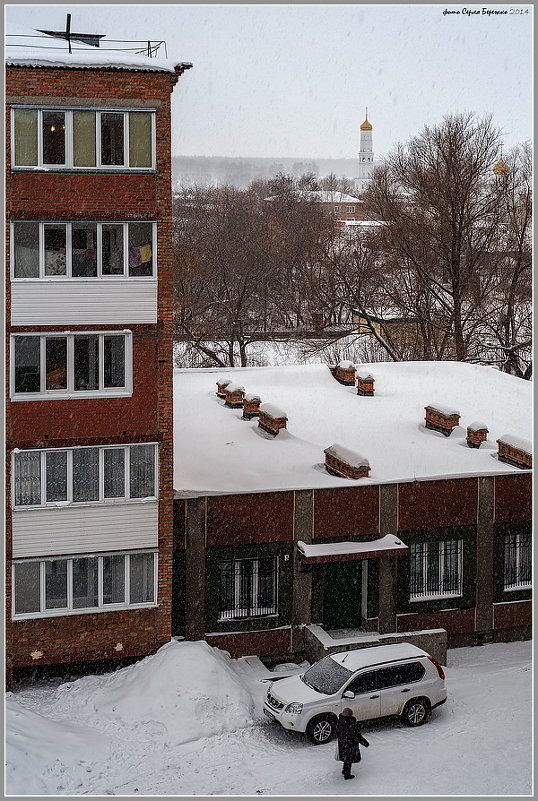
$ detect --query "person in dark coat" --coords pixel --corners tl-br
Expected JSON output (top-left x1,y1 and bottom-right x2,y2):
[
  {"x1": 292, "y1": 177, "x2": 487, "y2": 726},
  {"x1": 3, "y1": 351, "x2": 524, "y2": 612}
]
[{"x1": 336, "y1": 707, "x2": 369, "y2": 780}]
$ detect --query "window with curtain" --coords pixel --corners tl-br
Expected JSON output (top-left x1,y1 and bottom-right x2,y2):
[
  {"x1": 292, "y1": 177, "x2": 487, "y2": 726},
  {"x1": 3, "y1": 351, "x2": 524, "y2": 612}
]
[
  {"x1": 13, "y1": 444, "x2": 157, "y2": 507},
  {"x1": 13, "y1": 221, "x2": 39, "y2": 278},
  {"x1": 130, "y1": 444, "x2": 156, "y2": 498},
  {"x1": 14, "y1": 451, "x2": 41, "y2": 506},
  {"x1": 72, "y1": 448, "x2": 99, "y2": 502},
  {"x1": 130, "y1": 553, "x2": 155, "y2": 604},
  {"x1": 129, "y1": 111, "x2": 152, "y2": 168},
  {"x1": 128, "y1": 222, "x2": 153, "y2": 276},
  {"x1": 45, "y1": 450, "x2": 67, "y2": 502},
  {"x1": 13, "y1": 108, "x2": 38, "y2": 166},
  {"x1": 73, "y1": 110, "x2": 96, "y2": 167},
  {"x1": 13, "y1": 562, "x2": 41, "y2": 614}
]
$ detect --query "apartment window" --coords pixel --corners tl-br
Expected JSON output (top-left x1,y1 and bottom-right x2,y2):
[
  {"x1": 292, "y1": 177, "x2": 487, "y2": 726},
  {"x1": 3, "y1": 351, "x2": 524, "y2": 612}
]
[
  {"x1": 12, "y1": 550, "x2": 157, "y2": 618},
  {"x1": 219, "y1": 556, "x2": 277, "y2": 620},
  {"x1": 346, "y1": 205, "x2": 356, "y2": 213},
  {"x1": 504, "y1": 531, "x2": 531, "y2": 590},
  {"x1": 12, "y1": 107, "x2": 155, "y2": 170},
  {"x1": 11, "y1": 221, "x2": 156, "y2": 280},
  {"x1": 11, "y1": 331, "x2": 131, "y2": 399},
  {"x1": 12, "y1": 444, "x2": 157, "y2": 508},
  {"x1": 409, "y1": 540, "x2": 462, "y2": 600},
  {"x1": 334, "y1": 205, "x2": 341, "y2": 213}
]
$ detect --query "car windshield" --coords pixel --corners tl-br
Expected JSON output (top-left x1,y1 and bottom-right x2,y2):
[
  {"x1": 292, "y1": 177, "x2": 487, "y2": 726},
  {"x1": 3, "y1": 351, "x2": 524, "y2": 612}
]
[{"x1": 301, "y1": 656, "x2": 353, "y2": 695}]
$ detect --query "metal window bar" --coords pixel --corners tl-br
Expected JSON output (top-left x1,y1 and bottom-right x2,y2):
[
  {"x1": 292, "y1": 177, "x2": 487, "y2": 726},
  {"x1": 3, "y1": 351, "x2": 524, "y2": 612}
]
[
  {"x1": 219, "y1": 557, "x2": 277, "y2": 620},
  {"x1": 504, "y1": 534, "x2": 532, "y2": 589},
  {"x1": 410, "y1": 540, "x2": 462, "y2": 599}
]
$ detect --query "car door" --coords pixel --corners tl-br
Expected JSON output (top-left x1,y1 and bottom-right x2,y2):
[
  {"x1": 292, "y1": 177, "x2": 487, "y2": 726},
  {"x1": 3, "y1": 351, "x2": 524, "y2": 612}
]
[
  {"x1": 377, "y1": 662, "x2": 426, "y2": 717},
  {"x1": 342, "y1": 670, "x2": 381, "y2": 722}
]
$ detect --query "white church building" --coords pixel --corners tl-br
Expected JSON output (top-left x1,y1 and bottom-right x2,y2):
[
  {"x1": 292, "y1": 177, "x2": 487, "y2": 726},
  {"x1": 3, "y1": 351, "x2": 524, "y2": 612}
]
[{"x1": 354, "y1": 109, "x2": 380, "y2": 194}]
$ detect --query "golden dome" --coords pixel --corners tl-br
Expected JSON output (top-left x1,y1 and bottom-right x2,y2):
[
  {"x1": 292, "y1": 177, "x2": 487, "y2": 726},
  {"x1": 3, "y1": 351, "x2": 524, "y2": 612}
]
[
  {"x1": 493, "y1": 146, "x2": 509, "y2": 176},
  {"x1": 360, "y1": 108, "x2": 372, "y2": 131}
]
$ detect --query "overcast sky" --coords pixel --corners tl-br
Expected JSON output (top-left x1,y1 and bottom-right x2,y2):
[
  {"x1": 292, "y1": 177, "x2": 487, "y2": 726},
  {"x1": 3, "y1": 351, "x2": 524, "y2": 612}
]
[{"x1": 5, "y1": 3, "x2": 533, "y2": 161}]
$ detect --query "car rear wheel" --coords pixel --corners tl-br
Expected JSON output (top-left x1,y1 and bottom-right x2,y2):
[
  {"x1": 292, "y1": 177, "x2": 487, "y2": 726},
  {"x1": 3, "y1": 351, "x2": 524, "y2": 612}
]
[
  {"x1": 402, "y1": 698, "x2": 430, "y2": 726},
  {"x1": 306, "y1": 714, "x2": 337, "y2": 744}
]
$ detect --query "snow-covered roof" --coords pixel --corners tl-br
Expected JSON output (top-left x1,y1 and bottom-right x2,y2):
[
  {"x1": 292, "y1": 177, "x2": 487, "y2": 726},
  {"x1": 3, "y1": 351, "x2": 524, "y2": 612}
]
[
  {"x1": 173, "y1": 361, "x2": 532, "y2": 496},
  {"x1": 297, "y1": 535, "x2": 407, "y2": 561},
  {"x1": 5, "y1": 23, "x2": 192, "y2": 73}
]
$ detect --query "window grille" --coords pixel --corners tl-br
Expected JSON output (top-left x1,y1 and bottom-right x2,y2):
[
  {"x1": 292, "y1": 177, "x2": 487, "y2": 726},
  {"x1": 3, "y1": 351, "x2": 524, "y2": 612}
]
[
  {"x1": 410, "y1": 540, "x2": 462, "y2": 600},
  {"x1": 219, "y1": 556, "x2": 277, "y2": 620},
  {"x1": 504, "y1": 532, "x2": 532, "y2": 590}
]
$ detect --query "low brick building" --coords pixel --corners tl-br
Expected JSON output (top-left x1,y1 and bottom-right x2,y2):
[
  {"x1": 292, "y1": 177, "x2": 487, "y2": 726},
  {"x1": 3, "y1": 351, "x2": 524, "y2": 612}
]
[{"x1": 172, "y1": 362, "x2": 532, "y2": 664}]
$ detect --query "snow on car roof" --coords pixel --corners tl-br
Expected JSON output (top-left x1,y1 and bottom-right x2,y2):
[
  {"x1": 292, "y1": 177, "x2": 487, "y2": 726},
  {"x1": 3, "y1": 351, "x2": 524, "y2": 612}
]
[
  {"x1": 329, "y1": 642, "x2": 429, "y2": 671},
  {"x1": 173, "y1": 361, "x2": 532, "y2": 496}
]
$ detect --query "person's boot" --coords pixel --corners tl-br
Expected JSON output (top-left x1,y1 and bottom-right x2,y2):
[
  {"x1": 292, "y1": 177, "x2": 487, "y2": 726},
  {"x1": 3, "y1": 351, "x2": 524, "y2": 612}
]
[{"x1": 344, "y1": 774, "x2": 355, "y2": 780}]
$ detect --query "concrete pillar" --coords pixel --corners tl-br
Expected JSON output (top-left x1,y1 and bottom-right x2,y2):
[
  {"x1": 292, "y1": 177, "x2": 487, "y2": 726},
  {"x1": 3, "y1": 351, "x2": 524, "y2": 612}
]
[
  {"x1": 475, "y1": 476, "x2": 495, "y2": 632},
  {"x1": 185, "y1": 496, "x2": 206, "y2": 641},
  {"x1": 292, "y1": 490, "x2": 314, "y2": 653},
  {"x1": 378, "y1": 484, "x2": 398, "y2": 634}
]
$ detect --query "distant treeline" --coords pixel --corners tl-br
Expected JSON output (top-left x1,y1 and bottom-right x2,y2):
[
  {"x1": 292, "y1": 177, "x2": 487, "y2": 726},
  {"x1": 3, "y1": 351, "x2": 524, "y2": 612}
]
[{"x1": 172, "y1": 155, "x2": 359, "y2": 189}]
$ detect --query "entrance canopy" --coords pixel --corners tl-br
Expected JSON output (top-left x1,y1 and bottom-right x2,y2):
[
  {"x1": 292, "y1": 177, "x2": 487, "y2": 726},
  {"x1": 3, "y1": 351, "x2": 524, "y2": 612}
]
[{"x1": 297, "y1": 535, "x2": 408, "y2": 564}]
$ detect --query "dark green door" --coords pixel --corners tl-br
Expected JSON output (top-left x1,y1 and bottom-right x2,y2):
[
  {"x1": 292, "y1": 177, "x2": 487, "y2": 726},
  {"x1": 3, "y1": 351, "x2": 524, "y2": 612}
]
[{"x1": 323, "y1": 561, "x2": 363, "y2": 630}]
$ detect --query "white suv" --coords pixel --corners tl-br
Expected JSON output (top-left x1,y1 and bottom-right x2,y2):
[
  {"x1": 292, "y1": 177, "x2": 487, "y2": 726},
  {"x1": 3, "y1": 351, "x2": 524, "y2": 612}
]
[{"x1": 263, "y1": 642, "x2": 447, "y2": 744}]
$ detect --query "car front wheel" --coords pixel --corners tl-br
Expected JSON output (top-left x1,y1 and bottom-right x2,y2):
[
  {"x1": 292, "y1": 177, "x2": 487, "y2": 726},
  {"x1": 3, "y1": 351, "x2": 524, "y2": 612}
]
[
  {"x1": 306, "y1": 715, "x2": 336, "y2": 744},
  {"x1": 402, "y1": 698, "x2": 430, "y2": 726}
]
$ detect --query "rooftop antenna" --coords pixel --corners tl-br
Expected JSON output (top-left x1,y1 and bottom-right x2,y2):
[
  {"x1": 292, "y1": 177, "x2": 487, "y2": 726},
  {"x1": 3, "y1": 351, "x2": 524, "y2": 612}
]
[{"x1": 66, "y1": 13, "x2": 72, "y2": 54}]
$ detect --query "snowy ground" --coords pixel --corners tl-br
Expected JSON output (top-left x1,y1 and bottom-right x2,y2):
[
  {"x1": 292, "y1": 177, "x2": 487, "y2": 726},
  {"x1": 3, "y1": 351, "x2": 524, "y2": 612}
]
[{"x1": 5, "y1": 639, "x2": 532, "y2": 796}]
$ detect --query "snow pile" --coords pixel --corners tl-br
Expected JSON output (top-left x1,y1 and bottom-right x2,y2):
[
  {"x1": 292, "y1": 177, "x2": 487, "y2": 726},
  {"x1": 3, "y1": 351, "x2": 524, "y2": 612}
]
[
  {"x1": 259, "y1": 402, "x2": 287, "y2": 419},
  {"x1": 496, "y1": 433, "x2": 532, "y2": 453},
  {"x1": 6, "y1": 701, "x2": 111, "y2": 795},
  {"x1": 5, "y1": 640, "x2": 532, "y2": 796}
]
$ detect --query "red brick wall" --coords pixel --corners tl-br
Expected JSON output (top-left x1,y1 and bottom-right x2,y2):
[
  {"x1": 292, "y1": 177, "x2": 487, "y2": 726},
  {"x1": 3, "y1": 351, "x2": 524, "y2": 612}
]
[
  {"x1": 397, "y1": 607, "x2": 476, "y2": 635},
  {"x1": 314, "y1": 486, "x2": 380, "y2": 538},
  {"x1": 206, "y1": 492, "x2": 294, "y2": 546},
  {"x1": 10, "y1": 608, "x2": 166, "y2": 669},
  {"x1": 5, "y1": 63, "x2": 182, "y2": 684},
  {"x1": 494, "y1": 474, "x2": 532, "y2": 523},
  {"x1": 493, "y1": 600, "x2": 531, "y2": 629},
  {"x1": 398, "y1": 478, "x2": 478, "y2": 531},
  {"x1": 205, "y1": 627, "x2": 292, "y2": 659}
]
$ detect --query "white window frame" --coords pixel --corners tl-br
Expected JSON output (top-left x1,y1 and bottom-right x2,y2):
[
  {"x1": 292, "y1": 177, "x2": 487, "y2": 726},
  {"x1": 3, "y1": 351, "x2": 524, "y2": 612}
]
[
  {"x1": 10, "y1": 330, "x2": 133, "y2": 400},
  {"x1": 12, "y1": 442, "x2": 158, "y2": 509},
  {"x1": 409, "y1": 540, "x2": 463, "y2": 602},
  {"x1": 12, "y1": 549, "x2": 158, "y2": 620},
  {"x1": 504, "y1": 532, "x2": 532, "y2": 591},
  {"x1": 11, "y1": 221, "x2": 157, "y2": 281},
  {"x1": 11, "y1": 106, "x2": 156, "y2": 171},
  {"x1": 346, "y1": 205, "x2": 356, "y2": 213}
]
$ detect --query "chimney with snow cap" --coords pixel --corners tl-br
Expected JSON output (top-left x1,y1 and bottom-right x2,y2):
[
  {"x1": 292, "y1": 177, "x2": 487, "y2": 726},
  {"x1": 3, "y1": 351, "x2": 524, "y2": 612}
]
[
  {"x1": 224, "y1": 383, "x2": 245, "y2": 408},
  {"x1": 324, "y1": 443, "x2": 371, "y2": 479},
  {"x1": 216, "y1": 377, "x2": 231, "y2": 397},
  {"x1": 466, "y1": 422, "x2": 488, "y2": 449},
  {"x1": 243, "y1": 392, "x2": 262, "y2": 419},
  {"x1": 496, "y1": 434, "x2": 532, "y2": 469},
  {"x1": 357, "y1": 371, "x2": 375, "y2": 396},
  {"x1": 258, "y1": 403, "x2": 287, "y2": 436},
  {"x1": 424, "y1": 404, "x2": 460, "y2": 437},
  {"x1": 334, "y1": 360, "x2": 356, "y2": 386}
]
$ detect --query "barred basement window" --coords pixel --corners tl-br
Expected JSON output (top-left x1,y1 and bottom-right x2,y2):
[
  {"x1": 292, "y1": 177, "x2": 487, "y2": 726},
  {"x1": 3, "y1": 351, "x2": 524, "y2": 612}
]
[
  {"x1": 219, "y1": 556, "x2": 277, "y2": 620},
  {"x1": 504, "y1": 531, "x2": 531, "y2": 590},
  {"x1": 12, "y1": 551, "x2": 157, "y2": 618},
  {"x1": 409, "y1": 540, "x2": 462, "y2": 600},
  {"x1": 12, "y1": 107, "x2": 155, "y2": 170},
  {"x1": 12, "y1": 444, "x2": 158, "y2": 508},
  {"x1": 11, "y1": 221, "x2": 156, "y2": 280}
]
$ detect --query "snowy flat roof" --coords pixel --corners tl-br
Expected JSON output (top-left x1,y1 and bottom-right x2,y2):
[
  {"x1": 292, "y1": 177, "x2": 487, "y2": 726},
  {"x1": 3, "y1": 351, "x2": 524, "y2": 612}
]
[
  {"x1": 173, "y1": 361, "x2": 532, "y2": 496},
  {"x1": 5, "y1": 23, "x2": 191, "y2": 73}
]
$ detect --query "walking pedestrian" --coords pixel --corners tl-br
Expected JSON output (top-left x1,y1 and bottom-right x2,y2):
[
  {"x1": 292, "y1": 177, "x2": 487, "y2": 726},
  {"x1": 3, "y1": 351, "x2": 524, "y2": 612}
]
[{"x1": 336, "y1": 707, "x2": 369, "y2": 780}]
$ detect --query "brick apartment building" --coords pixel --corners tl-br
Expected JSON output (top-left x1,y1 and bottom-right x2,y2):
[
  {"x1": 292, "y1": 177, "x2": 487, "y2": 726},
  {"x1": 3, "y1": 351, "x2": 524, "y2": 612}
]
[{"x1": 5, "y1": 24, "x2": 191, "y2": 688}]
